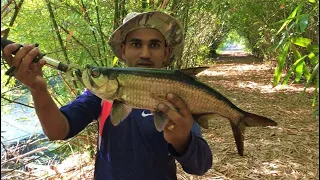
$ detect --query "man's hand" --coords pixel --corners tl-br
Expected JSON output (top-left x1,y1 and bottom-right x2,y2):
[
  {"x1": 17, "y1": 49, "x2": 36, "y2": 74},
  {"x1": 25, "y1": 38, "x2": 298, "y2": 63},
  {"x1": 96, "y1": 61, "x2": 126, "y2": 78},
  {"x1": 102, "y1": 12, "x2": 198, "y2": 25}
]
[
  {"x1": 2, "y1": 43, "x2": 47, "y2": 92},
  {"x1": 158, "y1": 93, "x2": 194, "y2": 154}
]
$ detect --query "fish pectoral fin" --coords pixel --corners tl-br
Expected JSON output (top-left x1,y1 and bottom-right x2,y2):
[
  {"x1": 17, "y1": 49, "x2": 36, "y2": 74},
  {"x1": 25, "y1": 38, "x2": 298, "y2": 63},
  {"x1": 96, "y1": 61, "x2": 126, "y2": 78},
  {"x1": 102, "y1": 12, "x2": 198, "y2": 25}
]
[
  {"x1": 110, "y1": 100, "x2": 132, "y2": 126},
  {"x1": 193, "y1": 114, "x2": 218, "y2": 129},
  {"x1": 152, "y1": 111, "x2": 168, "y2": 132}
]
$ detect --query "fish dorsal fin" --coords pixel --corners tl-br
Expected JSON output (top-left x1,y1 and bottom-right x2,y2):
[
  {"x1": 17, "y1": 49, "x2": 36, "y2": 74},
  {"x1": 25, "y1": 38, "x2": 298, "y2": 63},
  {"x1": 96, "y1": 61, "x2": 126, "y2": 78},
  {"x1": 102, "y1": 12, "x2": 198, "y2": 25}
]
[{"x1": 178, "y1": 67, "x2": 209, "y2": 77}]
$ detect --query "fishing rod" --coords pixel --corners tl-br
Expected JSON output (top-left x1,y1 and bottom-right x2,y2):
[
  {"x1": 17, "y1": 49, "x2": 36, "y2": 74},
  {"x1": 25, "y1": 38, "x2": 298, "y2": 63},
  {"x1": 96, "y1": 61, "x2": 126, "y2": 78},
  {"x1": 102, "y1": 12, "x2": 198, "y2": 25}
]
[{"x1": 1, "y1": 38, "x2": 81, "y2": 85}]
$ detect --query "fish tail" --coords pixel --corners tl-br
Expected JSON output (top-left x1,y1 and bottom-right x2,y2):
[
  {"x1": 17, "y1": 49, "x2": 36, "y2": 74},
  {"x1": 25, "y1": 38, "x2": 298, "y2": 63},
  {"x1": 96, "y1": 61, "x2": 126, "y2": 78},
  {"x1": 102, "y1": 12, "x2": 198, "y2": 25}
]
[{"x1": 230, "y1": 112, "x2": 277, "y2": 156}]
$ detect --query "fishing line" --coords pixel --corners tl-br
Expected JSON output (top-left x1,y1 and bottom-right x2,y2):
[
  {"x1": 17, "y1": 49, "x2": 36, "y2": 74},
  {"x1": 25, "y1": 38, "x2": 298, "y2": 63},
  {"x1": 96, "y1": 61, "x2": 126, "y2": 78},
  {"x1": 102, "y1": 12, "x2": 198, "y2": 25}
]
[
  {"x1": 1, "y1": 129, "x2": 45, "y2": 143},
  {"x1": 1, "y1": 134, "x2": 37, "y2": 144},
  {"x1": 1, "y1": 120, "x2": 36, "y2": 135},
  {"x1": 1, "y1": 96, "x2": 34, "y2": 108}
]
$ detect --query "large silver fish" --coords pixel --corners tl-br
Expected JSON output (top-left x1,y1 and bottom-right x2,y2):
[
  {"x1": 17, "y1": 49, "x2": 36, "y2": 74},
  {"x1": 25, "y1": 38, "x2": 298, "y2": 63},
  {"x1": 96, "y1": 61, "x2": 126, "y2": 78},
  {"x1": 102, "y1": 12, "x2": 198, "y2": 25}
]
[{"x1": 75, "y1": 65, "x2": 277, "y2": 156}]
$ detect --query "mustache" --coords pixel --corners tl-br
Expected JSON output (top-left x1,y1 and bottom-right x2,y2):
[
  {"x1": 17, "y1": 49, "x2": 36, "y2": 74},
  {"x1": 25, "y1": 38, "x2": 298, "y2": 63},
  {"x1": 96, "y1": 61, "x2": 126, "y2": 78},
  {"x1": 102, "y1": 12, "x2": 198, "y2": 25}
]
[{"x1": 137, "y1": 59, "x2": 153, "y2": 65}]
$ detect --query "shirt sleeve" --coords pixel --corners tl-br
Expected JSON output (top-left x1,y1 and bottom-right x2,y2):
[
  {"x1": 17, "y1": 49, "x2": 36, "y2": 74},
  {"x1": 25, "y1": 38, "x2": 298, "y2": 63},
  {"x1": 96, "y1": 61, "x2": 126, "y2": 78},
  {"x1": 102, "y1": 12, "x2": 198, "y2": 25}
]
[
  {"x1": 167, "y1": 122, "x2": 213, "y2": 175},
  {"x1": 60, "y1": 89, "x2": 102, "y2": 140}
]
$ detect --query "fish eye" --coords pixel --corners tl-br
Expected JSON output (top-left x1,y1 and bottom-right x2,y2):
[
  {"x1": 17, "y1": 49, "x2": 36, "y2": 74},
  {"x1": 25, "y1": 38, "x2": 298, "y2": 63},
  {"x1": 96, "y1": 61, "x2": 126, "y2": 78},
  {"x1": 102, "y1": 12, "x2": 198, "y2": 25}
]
[{"x1": 91, "y1": 68, "x2": 100, "y2": 78}]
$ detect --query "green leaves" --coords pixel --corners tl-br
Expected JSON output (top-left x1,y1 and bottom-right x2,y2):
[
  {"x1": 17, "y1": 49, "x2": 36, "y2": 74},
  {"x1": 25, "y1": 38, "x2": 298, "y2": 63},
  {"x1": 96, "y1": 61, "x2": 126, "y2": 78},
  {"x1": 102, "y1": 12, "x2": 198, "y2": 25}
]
[
  {"x1": 272, "y1": 1, "x2": 319, "y2": 110},
  {"x1": 299, "y1": 14, "x2": 310, "y2": 32},
  {"x1": 307, "y1": 45, "x2": 319, "y2": 53},
  {"x1": 273, "y1": 42, "x2": 290, "y2": 86},
  {"x1": 276, "y1": 4, "x2": 301, "y2": 35},
  {"x1": 112, "y1": 56, "x2": 119, "y2": 67},
  {"x1": 291, "y1": 37, "x2": 312, "y2": 47},
  {"x1": 300, "y1": 63, "x2": 319, "y2": 106}
]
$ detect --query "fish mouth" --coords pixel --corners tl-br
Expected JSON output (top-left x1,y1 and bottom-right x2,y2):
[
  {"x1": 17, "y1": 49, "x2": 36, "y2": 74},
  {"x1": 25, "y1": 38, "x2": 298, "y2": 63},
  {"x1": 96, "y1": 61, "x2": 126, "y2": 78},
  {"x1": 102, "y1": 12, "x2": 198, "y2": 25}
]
[{"x1": 74, "y1": 69, "x2": 84, "y2": 85}]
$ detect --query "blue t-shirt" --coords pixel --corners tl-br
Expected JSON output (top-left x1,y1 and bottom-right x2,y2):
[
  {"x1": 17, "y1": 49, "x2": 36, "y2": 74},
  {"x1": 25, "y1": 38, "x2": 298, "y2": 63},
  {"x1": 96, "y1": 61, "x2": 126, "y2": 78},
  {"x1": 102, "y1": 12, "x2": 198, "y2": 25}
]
[{"x1": 60, "y1": 90, "x2": 212, "y2": 180}]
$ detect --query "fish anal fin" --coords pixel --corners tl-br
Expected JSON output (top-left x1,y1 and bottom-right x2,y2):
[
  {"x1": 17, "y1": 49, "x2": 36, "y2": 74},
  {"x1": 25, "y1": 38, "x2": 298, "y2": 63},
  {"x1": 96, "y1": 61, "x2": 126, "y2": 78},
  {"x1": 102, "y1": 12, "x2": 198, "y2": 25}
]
[
  {"x1": 193, "y1": 113, "x2": 220, "y2": 129},
  {"x1": 242, "y1": 112, "x2": 277, "y2": 127},
  {"x1": 110, "y1": 100, "x2": 132, "y2": 126}
]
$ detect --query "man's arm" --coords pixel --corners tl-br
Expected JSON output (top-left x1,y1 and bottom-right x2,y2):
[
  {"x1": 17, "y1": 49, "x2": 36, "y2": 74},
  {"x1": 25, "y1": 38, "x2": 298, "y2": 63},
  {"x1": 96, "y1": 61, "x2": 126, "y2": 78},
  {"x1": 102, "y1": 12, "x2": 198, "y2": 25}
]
[
  {"x1": 31, "y1": 88, "x2": 70, "y2": 140},
  {"x1": 168, "y1": 123, "x2": 212, "y2": 175},
  {"x1": 60, "y1": 89, "x2": 102, "y2": 139},
  {"x1": 158, "y1": 93, "x2": 212, "y2": 175},
  {"x1": 2, "y1": 43, "x2": 101, "y2": 141},
  {"x1": 2, "y1": 43, "x2": 70, "y2": 140}
]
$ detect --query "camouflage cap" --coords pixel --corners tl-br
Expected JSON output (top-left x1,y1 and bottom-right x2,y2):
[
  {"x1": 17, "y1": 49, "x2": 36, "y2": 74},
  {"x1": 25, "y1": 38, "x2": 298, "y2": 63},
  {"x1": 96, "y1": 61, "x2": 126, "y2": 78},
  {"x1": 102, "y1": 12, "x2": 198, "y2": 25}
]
[{"x1": 108, "y1": 11, "x2": 185, "y2": 67}]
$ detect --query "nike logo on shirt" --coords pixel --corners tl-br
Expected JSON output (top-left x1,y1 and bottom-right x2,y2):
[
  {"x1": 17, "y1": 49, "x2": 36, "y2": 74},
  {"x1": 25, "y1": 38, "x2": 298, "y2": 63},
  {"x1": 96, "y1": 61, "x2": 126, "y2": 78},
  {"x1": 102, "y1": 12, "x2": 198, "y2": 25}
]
[{"x1": 141, "y1": 110, "x2": 153, "y2": 117}]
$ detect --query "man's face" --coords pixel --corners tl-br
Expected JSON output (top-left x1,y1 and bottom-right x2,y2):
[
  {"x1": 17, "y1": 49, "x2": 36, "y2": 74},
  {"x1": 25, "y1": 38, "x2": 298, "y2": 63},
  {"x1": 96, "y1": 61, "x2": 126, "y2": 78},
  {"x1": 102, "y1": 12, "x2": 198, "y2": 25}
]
[{"x1": 121, "y1": 28, "x2": 170, "y2": 68}]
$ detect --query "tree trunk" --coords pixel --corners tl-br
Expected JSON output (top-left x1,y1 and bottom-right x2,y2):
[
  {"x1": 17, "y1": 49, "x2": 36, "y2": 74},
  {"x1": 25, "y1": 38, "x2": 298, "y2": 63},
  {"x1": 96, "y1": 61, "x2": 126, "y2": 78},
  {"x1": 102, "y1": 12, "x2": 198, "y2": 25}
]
[
  {"x1": 114, "y1": 0, "x2": 119, "y2": 30},
  {"x1": 120, "y1": 0, "x2": 127, "y2": 23},
  {"x1": 94, "y1": 0, "x2": 106, "y2": 67}
]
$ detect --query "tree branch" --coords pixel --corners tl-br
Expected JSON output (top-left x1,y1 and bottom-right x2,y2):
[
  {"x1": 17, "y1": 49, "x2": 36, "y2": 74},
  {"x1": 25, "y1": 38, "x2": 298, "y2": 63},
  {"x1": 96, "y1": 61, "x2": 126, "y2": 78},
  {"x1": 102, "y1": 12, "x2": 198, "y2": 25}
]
[
  {"x1": 58, "y1": 25, "x2": 99, "y2": 66},
  {"x1": 2, "y1": 0, "x2": 24, "y2": 38},
  {"x1": 94, "y1": 0, "x2": 106, "y2": 67}
]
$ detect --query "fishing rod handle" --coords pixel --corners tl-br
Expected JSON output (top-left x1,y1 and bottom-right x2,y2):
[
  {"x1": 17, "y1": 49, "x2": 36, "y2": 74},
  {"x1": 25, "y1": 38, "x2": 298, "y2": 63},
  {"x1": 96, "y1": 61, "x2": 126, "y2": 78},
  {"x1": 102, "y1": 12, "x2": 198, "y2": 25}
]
[{"x1": 1, "y1": 38, "x2": 68, "y2": 72}]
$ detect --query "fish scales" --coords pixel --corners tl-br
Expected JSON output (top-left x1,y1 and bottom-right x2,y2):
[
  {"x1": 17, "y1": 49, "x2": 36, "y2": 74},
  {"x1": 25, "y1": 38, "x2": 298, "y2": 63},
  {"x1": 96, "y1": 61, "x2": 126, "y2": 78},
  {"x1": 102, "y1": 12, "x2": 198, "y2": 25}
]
[
  {"x1": 116, "y1": 73, "x2": 243, "y2": 121},
  {"x1": 76, "y1": 66, "x2": 277, "y2": 156}
]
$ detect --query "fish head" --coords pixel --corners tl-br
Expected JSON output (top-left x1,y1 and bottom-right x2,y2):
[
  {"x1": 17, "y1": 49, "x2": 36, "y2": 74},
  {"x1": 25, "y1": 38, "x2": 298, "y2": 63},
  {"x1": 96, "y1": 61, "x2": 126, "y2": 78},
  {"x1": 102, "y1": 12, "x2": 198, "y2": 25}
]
[{"x1": 81, "y1": 65, "x2": 119, "y2": 100}]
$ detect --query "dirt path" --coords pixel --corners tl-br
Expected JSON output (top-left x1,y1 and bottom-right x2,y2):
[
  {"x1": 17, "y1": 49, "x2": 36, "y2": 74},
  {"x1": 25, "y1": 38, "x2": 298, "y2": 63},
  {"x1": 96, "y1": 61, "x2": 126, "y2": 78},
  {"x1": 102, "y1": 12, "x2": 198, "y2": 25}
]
[{"x1": 177, "y1": 56, "x2": 319, "y2": 179}]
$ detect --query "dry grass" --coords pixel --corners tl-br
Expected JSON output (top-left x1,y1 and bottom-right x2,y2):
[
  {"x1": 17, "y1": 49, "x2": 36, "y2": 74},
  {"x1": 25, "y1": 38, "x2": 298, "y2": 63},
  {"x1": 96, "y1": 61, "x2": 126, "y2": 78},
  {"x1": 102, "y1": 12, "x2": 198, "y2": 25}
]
[{"x1": 177, "y1": 57, "x2": 319, "y2": 180}]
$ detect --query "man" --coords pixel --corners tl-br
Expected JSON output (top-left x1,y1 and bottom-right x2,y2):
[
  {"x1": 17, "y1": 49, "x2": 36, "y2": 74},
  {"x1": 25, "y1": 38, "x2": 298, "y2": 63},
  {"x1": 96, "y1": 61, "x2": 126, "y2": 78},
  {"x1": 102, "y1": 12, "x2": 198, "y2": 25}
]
[{"x1": 2, "y1": 11, "x2": 212, "y2": 179}]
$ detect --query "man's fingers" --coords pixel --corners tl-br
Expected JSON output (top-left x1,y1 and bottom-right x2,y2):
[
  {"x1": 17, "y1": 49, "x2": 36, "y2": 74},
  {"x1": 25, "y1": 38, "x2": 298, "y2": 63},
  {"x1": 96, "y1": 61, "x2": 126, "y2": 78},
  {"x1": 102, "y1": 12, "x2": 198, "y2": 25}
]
[
  {"x1": 167, "y1": 93, "x2": 191, "y2": 118},
  {"x1": 29, "y1": 60, "x2": 45, "y2": 76},
  {"x1": 165, "y1": 120, "x2": 175, "y2": 129},
  {"x1": 11, "y1": 44, "x2": 34, "y2": 71},
  {"x1": 163, "y1": 121, "x2": 175, "y2": 135},
  {"x1": 158, "y1": 103, "x2": 182, "y2": 125},
  {"x1": 29, "y1": 63, "x2": 38, "y2": 72},
  {"x1": 19, "y1": 46, "x2": 39, "y2": 74},
  {"x1": 2, "y1": 43, "x2": 21, "y2": 66}
]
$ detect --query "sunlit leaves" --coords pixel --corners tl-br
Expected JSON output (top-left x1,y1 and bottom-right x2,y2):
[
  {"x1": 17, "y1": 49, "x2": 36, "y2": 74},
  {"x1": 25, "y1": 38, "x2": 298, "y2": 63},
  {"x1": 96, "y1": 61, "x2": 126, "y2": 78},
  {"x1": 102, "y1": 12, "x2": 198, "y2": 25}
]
[
  {"x1": 272, "y1": 0, "x2": 319, "y2": 109},
  {"x1": 273, "y1": 42, "x2": 290, "y2": 86},
  {"x1": 112, "y1": 56, "x2": 118, "y2": 67},
  {"x1": 291, "y1": 37, "x2": 312, "y2": 47},
  {"x1": 276, "y1": 4, "x2": 300, "y2": 35},
  {"x1": 300, "y1": 63, "x2": 319, "y2": 106},
  {"x1": 282, "y1": 55, "x2": 307, "y2": 85},
  {"x1": 299, "y1": 14, "x2": 310, "y2": 32},
  {"x1": 307, "y1": 45, "x2": 319, "y2": 53},
  {"x1": 290, "y1": 43, "x2": 304, "y2": 82}
]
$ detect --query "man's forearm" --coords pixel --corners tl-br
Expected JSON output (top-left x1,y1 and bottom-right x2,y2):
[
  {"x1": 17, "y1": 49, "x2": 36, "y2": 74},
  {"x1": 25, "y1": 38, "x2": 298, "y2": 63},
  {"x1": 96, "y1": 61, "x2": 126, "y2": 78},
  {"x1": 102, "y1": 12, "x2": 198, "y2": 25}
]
[
  {"x1": 169, "y1": 132, "x2": 212, "y2": 175},
  {"x1": 31, "y1": 89, "x2": 69, "y2": 140}
]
